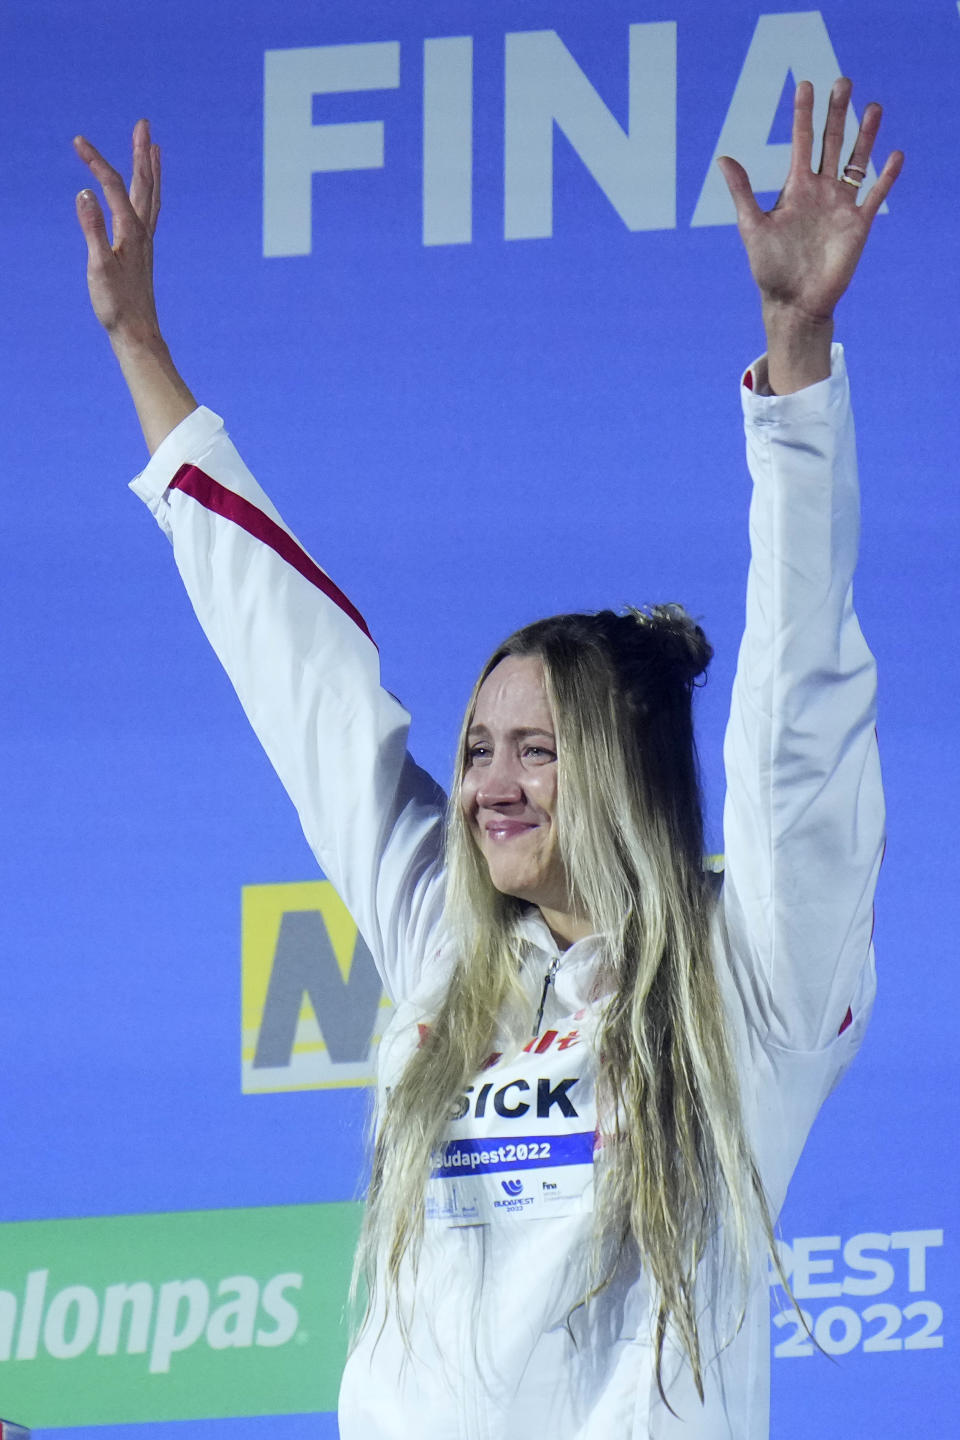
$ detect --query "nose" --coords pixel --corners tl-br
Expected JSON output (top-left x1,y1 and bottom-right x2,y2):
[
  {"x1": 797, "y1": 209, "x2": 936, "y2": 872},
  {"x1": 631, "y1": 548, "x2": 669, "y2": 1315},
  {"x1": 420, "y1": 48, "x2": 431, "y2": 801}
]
[{"x1": 475, "y1": 751, "x2": 524, "y2": 809}]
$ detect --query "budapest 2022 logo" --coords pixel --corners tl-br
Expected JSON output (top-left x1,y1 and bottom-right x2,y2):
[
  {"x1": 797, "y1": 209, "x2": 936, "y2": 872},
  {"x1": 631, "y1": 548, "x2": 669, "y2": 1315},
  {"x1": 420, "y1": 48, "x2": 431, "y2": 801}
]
[{"x1": 772, "y1": 1228, "x2": 944, "y2": 1359}]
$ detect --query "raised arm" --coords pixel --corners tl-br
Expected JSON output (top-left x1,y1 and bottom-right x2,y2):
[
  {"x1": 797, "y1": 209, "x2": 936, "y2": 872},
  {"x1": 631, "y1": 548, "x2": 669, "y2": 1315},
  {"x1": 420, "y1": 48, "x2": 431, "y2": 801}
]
[
  {"x1": 718, "y1": 81, "x2": 901, "y2": 1053},
  {"x1": 75, "y1": 120, "x2": 196, "y2": 452},
  {"x1": 74, "y1": 125, "x2": 448, "y2": 1002}
]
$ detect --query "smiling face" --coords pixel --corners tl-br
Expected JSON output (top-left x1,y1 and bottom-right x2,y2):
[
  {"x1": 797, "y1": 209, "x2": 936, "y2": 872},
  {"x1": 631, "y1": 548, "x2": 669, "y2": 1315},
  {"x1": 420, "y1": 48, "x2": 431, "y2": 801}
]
[{"x1": 460, "y1": 654, "x2": 578, "y2": 934}]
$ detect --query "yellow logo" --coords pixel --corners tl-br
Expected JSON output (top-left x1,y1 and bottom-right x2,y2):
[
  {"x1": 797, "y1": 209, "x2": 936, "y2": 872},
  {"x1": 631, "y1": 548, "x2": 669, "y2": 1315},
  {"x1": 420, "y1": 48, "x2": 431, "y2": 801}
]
[{"x1": 241, "y1": 882, "x2": 392, "y2": 1093}]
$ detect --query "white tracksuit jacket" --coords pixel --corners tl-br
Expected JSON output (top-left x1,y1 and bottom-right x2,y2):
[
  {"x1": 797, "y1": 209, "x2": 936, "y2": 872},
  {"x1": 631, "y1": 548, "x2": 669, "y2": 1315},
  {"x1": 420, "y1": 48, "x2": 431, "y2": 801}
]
[{"x1": 131, "y1": 345, "x2": 884, "y2": 1439}]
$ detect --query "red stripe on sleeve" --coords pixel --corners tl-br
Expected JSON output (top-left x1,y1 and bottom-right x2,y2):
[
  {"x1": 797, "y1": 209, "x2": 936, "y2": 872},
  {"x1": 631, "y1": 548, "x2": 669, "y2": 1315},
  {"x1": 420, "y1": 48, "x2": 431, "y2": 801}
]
[{"x1": 170, "y1": 464, "x2": 373, "y2": 642}]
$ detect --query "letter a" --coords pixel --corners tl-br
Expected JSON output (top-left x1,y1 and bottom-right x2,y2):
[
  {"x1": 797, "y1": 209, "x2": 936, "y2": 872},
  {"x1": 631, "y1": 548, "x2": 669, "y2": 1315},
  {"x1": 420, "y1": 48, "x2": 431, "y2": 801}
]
[{"x1": 691, "y1": 12, "x2": 885, "y2": 227}]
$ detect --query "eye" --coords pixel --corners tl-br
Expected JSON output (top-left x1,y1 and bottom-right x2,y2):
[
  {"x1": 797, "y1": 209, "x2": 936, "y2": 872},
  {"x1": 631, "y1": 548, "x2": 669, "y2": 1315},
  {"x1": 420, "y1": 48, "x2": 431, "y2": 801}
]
[
  {"x1": 523, "y1": 744, "x2": 556, "y2": 762},
  {"x1": 467, "y1": 743, "x2": 491, "y2": 764}
]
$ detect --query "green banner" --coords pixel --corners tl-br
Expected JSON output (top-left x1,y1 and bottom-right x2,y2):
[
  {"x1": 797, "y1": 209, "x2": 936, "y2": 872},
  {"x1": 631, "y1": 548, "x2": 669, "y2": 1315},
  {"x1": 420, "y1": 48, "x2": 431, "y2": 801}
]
[{"x1": 0, "y1": 1202, "x2": 362, "y2": 1427}]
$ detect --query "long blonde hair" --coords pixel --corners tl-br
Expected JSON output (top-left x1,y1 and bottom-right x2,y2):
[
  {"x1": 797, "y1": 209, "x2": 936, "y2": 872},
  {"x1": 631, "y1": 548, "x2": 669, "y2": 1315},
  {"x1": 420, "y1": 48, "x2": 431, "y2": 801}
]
[{"x1": 354, "y1": 605, "x2": 777, "y2": 1400}]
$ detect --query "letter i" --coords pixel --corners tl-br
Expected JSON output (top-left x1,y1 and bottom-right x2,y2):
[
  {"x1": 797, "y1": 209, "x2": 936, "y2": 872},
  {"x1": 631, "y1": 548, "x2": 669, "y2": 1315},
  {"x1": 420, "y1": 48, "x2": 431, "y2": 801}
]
[{"x1": 423, "y1": 36, "x2": 474, "y2": 245}]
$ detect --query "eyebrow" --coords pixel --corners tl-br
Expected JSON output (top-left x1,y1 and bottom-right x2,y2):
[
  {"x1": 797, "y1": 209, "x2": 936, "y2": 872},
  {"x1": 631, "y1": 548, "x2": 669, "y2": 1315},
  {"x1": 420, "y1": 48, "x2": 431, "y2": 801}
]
[{"x1": 467, "y1": 724, "x2": 556, "y2": 741}]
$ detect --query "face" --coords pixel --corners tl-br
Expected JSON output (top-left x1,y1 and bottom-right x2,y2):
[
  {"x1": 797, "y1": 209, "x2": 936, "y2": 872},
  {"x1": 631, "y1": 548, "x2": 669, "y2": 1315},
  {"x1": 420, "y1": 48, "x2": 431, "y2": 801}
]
[{"x1": 460, "y1": 655, "x2": 569, "y2": 916}]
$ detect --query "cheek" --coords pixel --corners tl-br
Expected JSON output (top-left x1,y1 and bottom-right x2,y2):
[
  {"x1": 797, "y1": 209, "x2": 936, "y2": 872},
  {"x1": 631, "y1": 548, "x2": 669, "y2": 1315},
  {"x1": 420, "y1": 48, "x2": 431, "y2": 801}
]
[
  {"x1": 528, "y1": 771, "x2": 557, "y2": 818},
  {"x1": 459, "y1": 773, "x2": 478, "y2": 825}
]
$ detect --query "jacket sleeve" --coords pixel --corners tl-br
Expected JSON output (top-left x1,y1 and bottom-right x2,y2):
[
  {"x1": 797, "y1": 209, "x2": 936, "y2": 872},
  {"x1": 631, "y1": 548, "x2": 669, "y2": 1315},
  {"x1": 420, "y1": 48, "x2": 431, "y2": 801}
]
[
  {"x1": 130, "y1": 405, "x2": 448, "y2": 1004},
  {"x1": 721, "y1": 345, "x2": 884, "y2": 1055}
]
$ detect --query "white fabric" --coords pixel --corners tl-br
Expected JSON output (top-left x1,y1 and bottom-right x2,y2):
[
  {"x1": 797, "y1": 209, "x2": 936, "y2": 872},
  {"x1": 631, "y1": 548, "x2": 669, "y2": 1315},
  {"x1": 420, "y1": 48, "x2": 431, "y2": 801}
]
[{"x1": 130, "y1": 344, "x2": 884, "y2": 1438}]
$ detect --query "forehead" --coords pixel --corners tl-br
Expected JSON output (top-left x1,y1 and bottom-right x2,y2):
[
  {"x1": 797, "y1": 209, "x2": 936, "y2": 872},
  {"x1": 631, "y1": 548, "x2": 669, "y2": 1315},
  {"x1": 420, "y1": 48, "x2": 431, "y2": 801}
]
[{"x1": 471, "y1": 655, "x2": 553, "y2": 731}]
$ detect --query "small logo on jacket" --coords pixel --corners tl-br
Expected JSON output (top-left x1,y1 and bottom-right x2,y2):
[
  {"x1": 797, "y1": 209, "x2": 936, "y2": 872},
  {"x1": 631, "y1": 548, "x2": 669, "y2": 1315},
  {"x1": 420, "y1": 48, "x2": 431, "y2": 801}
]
[{"x1": 501, "y1": 1179, "x2": 523, "y2": 1197}]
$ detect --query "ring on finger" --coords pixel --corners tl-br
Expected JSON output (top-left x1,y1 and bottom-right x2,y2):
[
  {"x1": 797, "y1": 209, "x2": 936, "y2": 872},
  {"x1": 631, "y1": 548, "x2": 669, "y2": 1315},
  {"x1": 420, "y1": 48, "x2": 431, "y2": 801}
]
[{"x1": 840, "y1": 172, "x2": 863, "y2": 190}]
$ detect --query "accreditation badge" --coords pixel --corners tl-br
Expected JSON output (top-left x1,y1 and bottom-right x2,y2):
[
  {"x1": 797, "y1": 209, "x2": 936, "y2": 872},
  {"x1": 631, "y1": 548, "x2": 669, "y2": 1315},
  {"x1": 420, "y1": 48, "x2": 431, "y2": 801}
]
[{"x1": 425, "y1": 1018, "x2": 597, "y2": 1225}]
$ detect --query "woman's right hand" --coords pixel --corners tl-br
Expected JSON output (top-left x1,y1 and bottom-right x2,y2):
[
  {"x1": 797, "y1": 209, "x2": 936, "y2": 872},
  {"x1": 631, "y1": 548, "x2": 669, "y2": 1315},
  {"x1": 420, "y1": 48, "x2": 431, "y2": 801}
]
[
  {"x1": 75, "y1": 120, "x2": 162, "y2": 343},
  {"x1": 74, "y1": 120, "x2": 197, "y2": 454}
]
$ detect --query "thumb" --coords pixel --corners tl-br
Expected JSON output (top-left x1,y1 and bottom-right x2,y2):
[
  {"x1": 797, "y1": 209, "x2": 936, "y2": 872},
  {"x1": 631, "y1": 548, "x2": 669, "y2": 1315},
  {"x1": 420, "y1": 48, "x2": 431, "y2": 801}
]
[
  {"x1": 75, "y1": 188, "x2": 113, "y2": 263},
  {"x1": 716, "y1": 156, "x2": 761, "y2": 227}
]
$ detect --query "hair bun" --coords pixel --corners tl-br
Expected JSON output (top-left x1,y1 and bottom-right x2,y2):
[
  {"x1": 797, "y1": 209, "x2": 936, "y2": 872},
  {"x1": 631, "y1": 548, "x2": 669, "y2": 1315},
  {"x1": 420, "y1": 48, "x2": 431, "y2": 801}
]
[{"x1": 622, "y1": 604, "x2": 713, "y2": 688}]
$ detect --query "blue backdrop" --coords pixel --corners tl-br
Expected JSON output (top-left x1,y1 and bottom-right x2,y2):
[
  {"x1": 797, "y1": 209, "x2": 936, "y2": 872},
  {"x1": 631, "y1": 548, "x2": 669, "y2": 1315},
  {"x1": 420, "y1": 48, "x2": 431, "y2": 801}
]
[{"x1": 0, "y1": 1, "x2": 956, "y2": 1435}]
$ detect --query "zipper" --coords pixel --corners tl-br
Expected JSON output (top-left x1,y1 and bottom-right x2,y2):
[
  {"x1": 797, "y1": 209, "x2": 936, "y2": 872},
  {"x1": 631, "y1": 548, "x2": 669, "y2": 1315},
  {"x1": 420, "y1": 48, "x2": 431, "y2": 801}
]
[
  {"x1": 532, "y1": 957, "x2": 559, "y2": 1038},
  {"x1": 457, "y1": 1224, "x2": 488, "y2": 1440}
]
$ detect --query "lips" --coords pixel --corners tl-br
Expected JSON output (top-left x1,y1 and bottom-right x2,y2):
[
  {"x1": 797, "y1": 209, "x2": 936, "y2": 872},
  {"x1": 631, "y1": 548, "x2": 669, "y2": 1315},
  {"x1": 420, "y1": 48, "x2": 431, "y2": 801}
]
[{"x1": 483, "y1": 819, "x2": 539, "y2": 841}]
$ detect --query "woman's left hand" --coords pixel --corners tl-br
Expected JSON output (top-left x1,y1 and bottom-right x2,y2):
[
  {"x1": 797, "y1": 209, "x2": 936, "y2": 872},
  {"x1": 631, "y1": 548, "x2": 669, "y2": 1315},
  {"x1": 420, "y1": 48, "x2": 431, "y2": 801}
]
[{"x1": 718, "y1": 78, "x2": 903, "y2": 392}]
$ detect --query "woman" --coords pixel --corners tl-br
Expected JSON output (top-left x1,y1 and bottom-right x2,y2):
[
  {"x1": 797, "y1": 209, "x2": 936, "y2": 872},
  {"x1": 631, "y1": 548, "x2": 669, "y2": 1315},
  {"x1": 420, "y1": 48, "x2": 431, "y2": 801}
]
[{"x1": 75, "y1": 79, "x2": 900, "y2": 1438}]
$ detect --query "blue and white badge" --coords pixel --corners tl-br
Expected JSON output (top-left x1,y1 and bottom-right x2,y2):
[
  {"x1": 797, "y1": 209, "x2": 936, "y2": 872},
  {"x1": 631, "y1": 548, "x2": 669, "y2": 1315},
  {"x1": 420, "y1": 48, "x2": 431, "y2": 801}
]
[
  {"x1": 427, "y1": 1129, "x2": 596, "y2": 1223},
  {"x1": 425, "y1": 1021, "x2": 597, "y2": 1225}
]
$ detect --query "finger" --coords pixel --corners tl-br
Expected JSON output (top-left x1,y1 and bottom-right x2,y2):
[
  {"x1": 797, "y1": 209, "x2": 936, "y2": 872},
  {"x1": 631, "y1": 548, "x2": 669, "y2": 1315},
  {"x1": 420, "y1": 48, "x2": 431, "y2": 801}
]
[
  {"x1": 842, "y1": 101, "x2": 882, "y2": 180},
  {"x1": 716, "y1": 155, "x2": 763, "y2": 228},
  {"x1": 819, "y1": 76, "x2": 853, "y2": 177},
  {"x1": 75, "y1": 188, "x2": 114, "y2": 266},
  {"x1": 73, "y1": 134, "x2": 139, "y2": 243},
  {"x1": 860, "y1": 148, "x2": 904, "y2": 224},
  {"x1": 129, "y1": 118, "x2": 154, "y2": 229},
  {"x1": 149, "y1": 143, "x2": 162, "y2": 234},
  {"x1": 789, "y1": 80, "x2": 815, "y2": 177}
]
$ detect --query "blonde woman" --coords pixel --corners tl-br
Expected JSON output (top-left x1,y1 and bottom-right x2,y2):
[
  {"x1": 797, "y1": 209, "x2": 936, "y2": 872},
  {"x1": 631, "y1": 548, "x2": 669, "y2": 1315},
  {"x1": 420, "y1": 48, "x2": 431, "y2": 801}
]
[{"x1": 75, "y1": 78, "x2": 901, "y2": 1438}]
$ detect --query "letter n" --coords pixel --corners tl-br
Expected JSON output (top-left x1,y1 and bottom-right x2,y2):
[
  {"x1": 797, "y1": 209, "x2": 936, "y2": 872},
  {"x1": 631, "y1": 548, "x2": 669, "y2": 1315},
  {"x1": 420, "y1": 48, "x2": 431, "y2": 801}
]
[
  {"x1": 253, "y1": 911, "x2": 382, "y2": 1067},
  {"x1": 504, "y1": 24, "x2": 676, "y2": 240}
]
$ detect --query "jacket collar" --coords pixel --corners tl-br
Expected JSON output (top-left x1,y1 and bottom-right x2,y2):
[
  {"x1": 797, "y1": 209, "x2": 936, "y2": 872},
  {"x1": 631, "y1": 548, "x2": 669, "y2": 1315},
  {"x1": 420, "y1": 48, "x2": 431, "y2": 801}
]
[{"x1": 515, "y1": 909, "x2": 608, "y2": 1010}]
